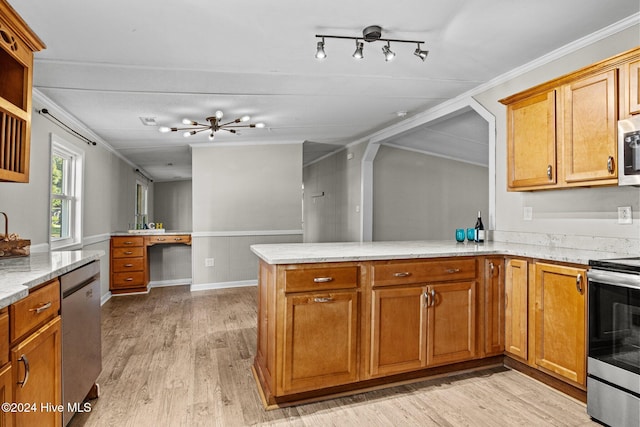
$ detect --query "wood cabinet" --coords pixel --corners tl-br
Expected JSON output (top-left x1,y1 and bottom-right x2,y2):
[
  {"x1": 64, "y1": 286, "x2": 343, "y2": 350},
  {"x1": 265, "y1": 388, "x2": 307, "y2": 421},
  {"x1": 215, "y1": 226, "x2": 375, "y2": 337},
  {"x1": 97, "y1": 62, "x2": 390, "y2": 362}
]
[
  {"x1": 109, "y1": 234, "x2": 192, "y2": 294},
  {"x1": 501, "y1": 47, "x2": 640, "y2": 191},
  {"x1": 504, "y1": 258, "x2": 529, "y2": 360},
  {"x1": 534, "y1": 262, "x2": 587, "y2": 387},
  {"x1": 562, "y1": 69, "x2": 618, "y2": 185},
  {"x1": 368, "y1": 258, "x2": 478, "y2": 377},
  {"x1": 506, "y1": 90, "x2": 557, "y2": 189},
  {"x1": 0, "y1": 0, "x2": 45, "y2": 183},
  {"x1": 483, "y1": 257, "x2": 504, "y2": 356},
  {"x1": 0, "y1": 363, "x2": 11, "y2": 427},
  {"x1": 9, "y1": 279, "x2": 62, "y2": 427}
]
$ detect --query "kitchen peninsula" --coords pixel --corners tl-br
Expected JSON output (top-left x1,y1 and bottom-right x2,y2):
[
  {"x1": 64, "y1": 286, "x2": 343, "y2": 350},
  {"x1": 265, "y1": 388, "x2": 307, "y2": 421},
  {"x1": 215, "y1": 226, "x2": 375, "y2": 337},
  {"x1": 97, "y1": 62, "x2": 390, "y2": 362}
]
[{"x1": 250, "y1": 240, "x2": 628, "y2": 408}]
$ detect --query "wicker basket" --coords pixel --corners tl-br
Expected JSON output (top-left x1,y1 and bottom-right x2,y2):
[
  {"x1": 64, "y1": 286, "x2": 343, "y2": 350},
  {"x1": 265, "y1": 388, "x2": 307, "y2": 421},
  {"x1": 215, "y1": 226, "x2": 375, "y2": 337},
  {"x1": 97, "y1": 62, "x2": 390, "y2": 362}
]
[{"x1": 0, "y1": 212, "x2": 30, "y2": 258}]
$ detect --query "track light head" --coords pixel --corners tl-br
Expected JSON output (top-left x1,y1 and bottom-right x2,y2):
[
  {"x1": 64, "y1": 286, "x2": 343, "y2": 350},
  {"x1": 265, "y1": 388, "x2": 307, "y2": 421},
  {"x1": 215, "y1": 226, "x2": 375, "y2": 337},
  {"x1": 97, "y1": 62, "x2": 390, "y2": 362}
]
[
  {"x1": 382, "y1": 42, "x2": 395, "y2": 62},
  {"x1": 315, "y1": 38, "x2": 326, "y2": 59},
  {"x1": 352, "y1": 40, "x2": 364, "y2": 59},
  {"x1": 414, "y1": 44, "x2": 429, "y2": 61}
]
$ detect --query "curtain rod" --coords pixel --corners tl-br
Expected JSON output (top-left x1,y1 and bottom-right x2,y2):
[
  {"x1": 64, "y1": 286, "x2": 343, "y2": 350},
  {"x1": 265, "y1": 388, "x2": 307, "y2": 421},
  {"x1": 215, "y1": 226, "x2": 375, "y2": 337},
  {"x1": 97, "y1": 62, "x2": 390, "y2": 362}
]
[{"x1": 38, "y1": 108, "x2": 97, "y2": 146}]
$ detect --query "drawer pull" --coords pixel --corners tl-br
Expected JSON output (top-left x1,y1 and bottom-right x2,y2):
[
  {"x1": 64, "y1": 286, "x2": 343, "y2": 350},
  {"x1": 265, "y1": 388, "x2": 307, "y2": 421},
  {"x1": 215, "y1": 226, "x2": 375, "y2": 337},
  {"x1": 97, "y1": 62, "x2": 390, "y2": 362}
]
[
  {"x1": 124, "y1": 241, "x2": 135, "y2": 245},
  {"x1": 29, "y1": 301, "x2": 52, "y2": 314},
  {"x1": 313, "y1": 297, "x2": 333, "y2": 303},
  {"x1": 313, "y1": 277, "x2": 334, "y2": 283},
  {"x1": 124, "y1": 251, "x2": 133, "y2": 255},
  {"x1": 393, "y1": 272, "x2": 411, "y2": 277},
  {"x1": 156, "y1": 238, "x2": 166, "y2": 241},
  {"x1": 125, "y1": 277, "x2": 134, "y2": 282},
  {"x1": 17, "y1": 355, "x2": 29, "y2": 388},
  {"x1": 446, "y1": 268, "x2": 461, "y2": 274},
  {"x1": 124, "y1": 263, "x2": 134, "y2": 267},
  {"x1": 174, "y1": 238, "x2": 182, "y2": 241}
]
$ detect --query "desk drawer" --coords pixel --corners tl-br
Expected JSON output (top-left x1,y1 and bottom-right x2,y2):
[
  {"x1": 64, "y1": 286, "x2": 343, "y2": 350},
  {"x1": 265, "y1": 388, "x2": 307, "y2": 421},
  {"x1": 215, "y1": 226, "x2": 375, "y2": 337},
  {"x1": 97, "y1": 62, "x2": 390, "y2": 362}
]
[
  {"x1": 284, "y1": 266, "x2": 359, "y2": 292},
  {"x1": 112, "y1": 257, "x2": 145, "y2": 272},
  {"x1": 112, "y1": 247, "x2": 144, "y2": 258},
  {"x1": 10, "y1": 279, "x2": 61, "y2": 343},
  {"x1": 112, "y1": 271, "x2": 145, "y2": 288},
  {"x1": 146, "y1": 234, "x2": 191, "y2": 245},
  {"x1": 372, "y1": 258, "x2": 477, "y2": 286},
  {"x1": 112, "y1": 237, "x2": 144, "y2": 248}
]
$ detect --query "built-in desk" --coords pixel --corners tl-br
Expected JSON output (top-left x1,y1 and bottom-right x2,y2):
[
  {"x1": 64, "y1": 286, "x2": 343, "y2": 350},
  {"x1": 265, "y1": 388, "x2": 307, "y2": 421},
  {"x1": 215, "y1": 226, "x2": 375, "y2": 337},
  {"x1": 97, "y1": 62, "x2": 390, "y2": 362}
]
[{"x1": 109, "y1": 232, "x2": 191, "y2": 294}]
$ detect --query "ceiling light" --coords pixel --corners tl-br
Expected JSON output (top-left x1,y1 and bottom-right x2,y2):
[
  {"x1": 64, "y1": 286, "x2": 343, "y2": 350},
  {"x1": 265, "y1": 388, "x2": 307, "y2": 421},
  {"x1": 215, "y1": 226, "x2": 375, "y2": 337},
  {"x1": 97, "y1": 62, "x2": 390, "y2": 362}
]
[
  {"x1": 382, "y1": 42, "x2": 395, "y2": 62},
  {"x1": 315, "y1": 25, "x2": 427, "y2": 63},
  {"x1": 352, "y1": 40, "x2": 364, "y2": 59},
  {"x1": 315, "y1": 38, "x2": 326, "y2": 59},
  {"x1": 414, "y1": 43, "x2": 429, "y2": 61},
  {"x1": 160, "y1": 111, "x2": 266, "y2": 140}
]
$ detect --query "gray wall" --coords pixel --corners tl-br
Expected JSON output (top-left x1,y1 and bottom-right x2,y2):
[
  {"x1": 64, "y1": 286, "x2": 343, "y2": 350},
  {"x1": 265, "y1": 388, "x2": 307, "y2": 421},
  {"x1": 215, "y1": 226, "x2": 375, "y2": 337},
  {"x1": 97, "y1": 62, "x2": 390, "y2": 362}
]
[
  {"x1": 373, "y1": 145, "x2": 489, "y2": 241},
  {"x1": 303, "y1": 141, "x2": 367, "y2": 242},
  {"x1": 475, "y1": 25, "x2": 640, "y2": 249},
  {"x1": 0, "y1": 97, "x2": 150, "y2": 298},
  {"x1": 191, "y1": 143, "x2": 303, "y2": 288}
]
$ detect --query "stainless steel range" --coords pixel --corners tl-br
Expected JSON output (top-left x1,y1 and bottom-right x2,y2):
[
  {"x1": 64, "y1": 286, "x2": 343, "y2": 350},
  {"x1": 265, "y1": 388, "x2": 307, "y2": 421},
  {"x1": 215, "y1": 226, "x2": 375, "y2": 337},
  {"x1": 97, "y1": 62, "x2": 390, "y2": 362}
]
[{"x1": 587, "y1": 257, "x2": 640, "y2": 427}]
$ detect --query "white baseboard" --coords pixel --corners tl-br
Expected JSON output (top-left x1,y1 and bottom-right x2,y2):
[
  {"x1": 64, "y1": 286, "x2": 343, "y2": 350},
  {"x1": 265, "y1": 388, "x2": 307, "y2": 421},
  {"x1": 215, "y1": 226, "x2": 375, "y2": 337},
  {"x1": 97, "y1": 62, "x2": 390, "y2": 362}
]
[
  {"x1": 149, "y1": 278, "x2": 192, "y2": 288},
  {"x1": 190, "y1": 279, "x2": 257, "y2": 292},
  {"x1": 100, "y1": 291, "x2": 112, "y2": 306}
]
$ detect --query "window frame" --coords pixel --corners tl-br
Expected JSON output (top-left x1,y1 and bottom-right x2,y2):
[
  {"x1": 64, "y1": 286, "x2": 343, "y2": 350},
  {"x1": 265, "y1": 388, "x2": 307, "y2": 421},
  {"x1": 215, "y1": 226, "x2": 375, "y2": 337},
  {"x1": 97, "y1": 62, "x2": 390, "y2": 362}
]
[
  {"x1": 49, "y1": 134, "x2": 84, "y2": 250},
  {"x1": 135, "y1": 179, "x2": 148, "y2": 228}
]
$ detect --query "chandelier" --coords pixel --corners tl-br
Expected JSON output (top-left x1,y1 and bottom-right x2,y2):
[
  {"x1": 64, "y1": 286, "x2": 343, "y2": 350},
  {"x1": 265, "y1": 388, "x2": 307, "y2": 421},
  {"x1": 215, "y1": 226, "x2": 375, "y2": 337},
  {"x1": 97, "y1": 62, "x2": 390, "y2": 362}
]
[
  {"x1": 159, "y1": 111, "x2": 265, "y2": 141},
  {"x1": 315, "y1": 25, "x2": 428, "y2": 62}
]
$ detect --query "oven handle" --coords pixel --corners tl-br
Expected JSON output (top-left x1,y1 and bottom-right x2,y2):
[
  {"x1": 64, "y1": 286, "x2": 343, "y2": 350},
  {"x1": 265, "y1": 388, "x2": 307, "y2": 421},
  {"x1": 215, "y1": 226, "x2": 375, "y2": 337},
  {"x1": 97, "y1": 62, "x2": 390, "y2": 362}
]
[{"x1": 587, "y1": 270, "x2": 640, "y2": 290}]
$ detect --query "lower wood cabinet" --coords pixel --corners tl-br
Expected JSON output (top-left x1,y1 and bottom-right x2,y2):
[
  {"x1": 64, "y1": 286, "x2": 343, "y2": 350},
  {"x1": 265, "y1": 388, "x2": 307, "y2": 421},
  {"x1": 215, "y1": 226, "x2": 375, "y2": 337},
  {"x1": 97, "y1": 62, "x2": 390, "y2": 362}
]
[
  {"x1": 534, "y1": 262, "x2": 587, "y2": 387},
  {"x1": 483, "y1": 257, "x2": 504, "y2": 356},
  {"x1": 505, "y1": 258, "x2": 529, "y2": 360},
  {"x1": 282, "y1": 290, "x2": 359, "y2": 394},
  {"x1": 0, "y1": 361, "x2": 10, "y2": 427}
]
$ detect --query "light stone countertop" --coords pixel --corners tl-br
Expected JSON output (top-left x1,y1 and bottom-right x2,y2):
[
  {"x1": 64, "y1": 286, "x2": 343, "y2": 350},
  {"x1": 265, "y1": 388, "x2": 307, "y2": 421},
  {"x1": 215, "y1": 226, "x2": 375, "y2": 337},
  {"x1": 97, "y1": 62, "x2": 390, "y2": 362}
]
[
  {"x1": 250, "y1": 240, "x2": 634, "y2": 265},
  {"x1": 111, "y1": 230, "x2": 192, "y2": 236},
  {"x1": 0, "y1": 250, "x2": 104, "y2": 309}
]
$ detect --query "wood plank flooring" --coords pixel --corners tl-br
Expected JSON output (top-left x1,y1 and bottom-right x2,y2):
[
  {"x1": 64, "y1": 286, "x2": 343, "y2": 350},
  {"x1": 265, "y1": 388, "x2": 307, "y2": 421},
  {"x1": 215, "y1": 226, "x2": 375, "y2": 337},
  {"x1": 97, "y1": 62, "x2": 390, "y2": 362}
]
[{"x1": 69, "y1": 285, "x2": 598, "y2": 427}]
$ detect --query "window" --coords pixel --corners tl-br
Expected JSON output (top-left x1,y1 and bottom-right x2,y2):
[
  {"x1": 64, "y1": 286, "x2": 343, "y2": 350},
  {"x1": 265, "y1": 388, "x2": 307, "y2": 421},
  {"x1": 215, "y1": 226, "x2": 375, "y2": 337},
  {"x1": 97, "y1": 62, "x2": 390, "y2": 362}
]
[
  {"x1": 135, "y1": 180, "x2": 148, "y2": 228},
  {"x1": 50, "y1": 134, "x2": 83, "y2": 249}
]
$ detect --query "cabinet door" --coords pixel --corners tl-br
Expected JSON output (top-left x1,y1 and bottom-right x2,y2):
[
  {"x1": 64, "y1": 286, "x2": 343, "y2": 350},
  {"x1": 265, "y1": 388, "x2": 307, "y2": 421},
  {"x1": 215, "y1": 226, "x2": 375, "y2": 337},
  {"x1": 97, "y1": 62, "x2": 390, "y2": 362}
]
[
  {"x1": 534, "y1": 263, "x2": 586, "y2": 387},
  {"x1": 504, "y1": 259, "x2": 528, "y2": 360},
  {"x1": 628, "y1": 58, "x2": 640, "y2": 116},
  {"x1": 427, "y1": 281, "x2": 476, "y2": 366},
  {"x1": 282, "y1": 291, "x2": 358, "y2": 394},
  {"x1": 0, "y1": 363, "x2": 11, "y2": 427},
  {"x1": 11, "y1": 317, "x2": 62, "y2": 427},
  {"x1": 506, "y1": 90, "x2": 557, "y2": 189},
  {"x1": 370, "y1": 286, "x2": 426, "y2": 376},
  {"x1": 563, "y1": 69, "x2": 618, "y2": 184},
  {"x1": 484, "y1": 258, "x2": 504, "y2": 356}
]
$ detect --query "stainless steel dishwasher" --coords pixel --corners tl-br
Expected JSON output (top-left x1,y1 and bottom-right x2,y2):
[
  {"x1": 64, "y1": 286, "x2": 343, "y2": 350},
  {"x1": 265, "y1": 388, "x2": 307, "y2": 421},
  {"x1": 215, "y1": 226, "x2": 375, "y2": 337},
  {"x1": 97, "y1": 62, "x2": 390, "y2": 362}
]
[{"x1": 60, "y1": 260, "x2": 102, "y2": 426}]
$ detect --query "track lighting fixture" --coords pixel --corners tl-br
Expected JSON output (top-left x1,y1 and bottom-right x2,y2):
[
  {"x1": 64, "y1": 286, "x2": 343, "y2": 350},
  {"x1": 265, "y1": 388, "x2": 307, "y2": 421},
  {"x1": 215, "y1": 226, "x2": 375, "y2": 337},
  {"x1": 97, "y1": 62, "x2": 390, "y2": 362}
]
[
  {"x1": 315, "y1": 25, "x2": 427, "y2": 63},
  {"x1": 159, "y1": 110, "x2": 265, "y2": 140}
]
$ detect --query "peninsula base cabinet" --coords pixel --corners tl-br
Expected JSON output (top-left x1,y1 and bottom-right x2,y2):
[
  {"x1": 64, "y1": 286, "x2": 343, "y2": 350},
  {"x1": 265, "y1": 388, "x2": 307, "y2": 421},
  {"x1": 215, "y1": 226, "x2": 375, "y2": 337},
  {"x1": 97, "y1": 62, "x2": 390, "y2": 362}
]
[{"x1": 504, "y1": 258, "x2": 587, "y2": 391}]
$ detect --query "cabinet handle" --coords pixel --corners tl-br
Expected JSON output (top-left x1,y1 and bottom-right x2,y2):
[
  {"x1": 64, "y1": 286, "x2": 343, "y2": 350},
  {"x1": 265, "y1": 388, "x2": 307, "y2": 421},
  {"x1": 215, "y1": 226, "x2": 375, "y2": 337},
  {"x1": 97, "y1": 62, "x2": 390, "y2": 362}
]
[
  {"x1": 124, "y1": 251, "x2": 133, "y2": 255},
  {"x1": 313, "y1": 277, "x2": 334, "y2": 283},
  {"x1": 489, "y1": 262, "x2": 494, "y2": 274},
  {"x1": 17, "y1": 355, "x2": 29, "y2": 388},
  {"x1": 393, "y1": 272, "x2": 411, "y2": 277},
  {"x1": 124, "y1": 263, "x2": 134, "y2": 267},
  {"x1": 313, "y1": 297, "x2": 333, "y2": 303},
  {"x1": 125, "y1": 277, "x2": 134, "y2": 281},
  {"x1": 547, "y1": 165, "x2": 553, "y2": 180},
  {"x1": 446, "y1": 268, "x2": 460, "y2": 274},
  {"x1": 124, "y1": 241, "x2": 134, "y2": 245},
  {"x1": 430, "y1": 289, "x2": 436, "y2": 306},
  {"x1": 156, "y1": 238, "x2": 166, "y2": 241},
  {"x1": 29, "y1": 301, "x2": 52, "y2": 314},
  {"x1": 607, "y1": 156, "x2": 614, "y2": 174},
  {"x1": 424, "y1": 291, "x2": 430, "y2": 307},
  {"x1": 174, "y1": 238, "x2": 182, "y2": 241},
  {"x1": 576, "y1": 274, "x2": 583, "y2": 294}
]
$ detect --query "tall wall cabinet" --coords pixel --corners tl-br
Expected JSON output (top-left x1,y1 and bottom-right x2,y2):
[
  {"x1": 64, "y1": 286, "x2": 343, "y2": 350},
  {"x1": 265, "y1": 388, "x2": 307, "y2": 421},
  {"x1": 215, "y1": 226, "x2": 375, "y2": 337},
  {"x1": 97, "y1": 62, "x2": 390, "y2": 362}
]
[{"x1": 0, "y1": 0, "x2": 45, "y2": 183}]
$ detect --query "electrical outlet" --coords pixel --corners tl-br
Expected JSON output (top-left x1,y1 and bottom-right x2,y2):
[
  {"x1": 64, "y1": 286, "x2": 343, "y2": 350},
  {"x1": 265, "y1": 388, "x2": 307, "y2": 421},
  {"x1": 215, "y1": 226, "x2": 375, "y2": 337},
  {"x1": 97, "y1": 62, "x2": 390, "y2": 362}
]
[
  {"x1": 523, "y1": 207, "x2": 533, "y2": 221},
  {"x1": 205, "y1": 258, "x2": 215, "y2": 267},
  {"x1": 618, "y1": 207, "x2": 632, "y2": 224}
]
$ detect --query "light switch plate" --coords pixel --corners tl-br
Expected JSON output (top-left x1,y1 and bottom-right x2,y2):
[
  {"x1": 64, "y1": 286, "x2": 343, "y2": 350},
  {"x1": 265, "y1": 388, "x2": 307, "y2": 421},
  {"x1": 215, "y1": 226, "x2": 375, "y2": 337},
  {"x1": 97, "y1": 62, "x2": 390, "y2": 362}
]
[
  {"x1": 618, "y1": 207, "x2": 632, "y2": 224},
  {"x1": 523, "y1": 207, "x2": 533, "y2": 221}
]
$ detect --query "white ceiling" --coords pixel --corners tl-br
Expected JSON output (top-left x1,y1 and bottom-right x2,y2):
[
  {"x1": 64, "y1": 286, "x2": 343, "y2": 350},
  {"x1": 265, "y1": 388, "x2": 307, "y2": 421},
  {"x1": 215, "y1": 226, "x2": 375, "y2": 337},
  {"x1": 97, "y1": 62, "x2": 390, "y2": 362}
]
[{"x1": 11, "y1": 0, "x2": 640, "y2": 180}]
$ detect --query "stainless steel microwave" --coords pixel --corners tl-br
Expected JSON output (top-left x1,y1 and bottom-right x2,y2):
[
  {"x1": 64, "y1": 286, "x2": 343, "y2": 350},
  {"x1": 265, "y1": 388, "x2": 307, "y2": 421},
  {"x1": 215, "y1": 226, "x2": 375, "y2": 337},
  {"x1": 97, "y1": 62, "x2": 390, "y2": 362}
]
[{"x1": 618, "y1": 116, "x2": 640, "y2": 186}]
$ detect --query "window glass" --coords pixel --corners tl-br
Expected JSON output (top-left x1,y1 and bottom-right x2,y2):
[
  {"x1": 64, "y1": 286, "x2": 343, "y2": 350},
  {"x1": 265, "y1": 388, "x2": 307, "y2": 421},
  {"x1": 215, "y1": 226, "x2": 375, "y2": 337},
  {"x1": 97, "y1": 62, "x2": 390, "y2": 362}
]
[{"x1": 50, "y1": 135, "x2": 83, "y2": 249}]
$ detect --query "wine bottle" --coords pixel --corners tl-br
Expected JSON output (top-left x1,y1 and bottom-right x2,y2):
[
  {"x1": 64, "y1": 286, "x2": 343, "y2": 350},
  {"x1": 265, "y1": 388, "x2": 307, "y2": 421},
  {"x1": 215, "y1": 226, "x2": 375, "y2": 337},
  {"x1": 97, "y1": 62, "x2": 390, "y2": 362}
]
[{"x1": 474, "y1": 211, "x2": 485, "y2": 243}]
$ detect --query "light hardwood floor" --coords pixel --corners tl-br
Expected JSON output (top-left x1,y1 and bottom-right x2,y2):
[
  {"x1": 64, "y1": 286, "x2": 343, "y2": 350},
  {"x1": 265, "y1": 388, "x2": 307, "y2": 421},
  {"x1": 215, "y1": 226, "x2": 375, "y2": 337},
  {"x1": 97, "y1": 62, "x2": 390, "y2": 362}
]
[{"x1": 69, "y1": 285, "x2": 597, "y2": 427}]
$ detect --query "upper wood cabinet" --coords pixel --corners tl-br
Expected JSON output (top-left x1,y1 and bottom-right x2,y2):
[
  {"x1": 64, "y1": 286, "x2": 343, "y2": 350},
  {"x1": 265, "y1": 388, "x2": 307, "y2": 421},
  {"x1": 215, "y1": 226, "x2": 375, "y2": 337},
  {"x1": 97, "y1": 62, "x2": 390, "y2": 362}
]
[
  {"x1": 0, "y1": 0, "x2": 45, "y2": 183},
  {"x1": 501, "y1": 47, "x2": 640, "y2": 191}
]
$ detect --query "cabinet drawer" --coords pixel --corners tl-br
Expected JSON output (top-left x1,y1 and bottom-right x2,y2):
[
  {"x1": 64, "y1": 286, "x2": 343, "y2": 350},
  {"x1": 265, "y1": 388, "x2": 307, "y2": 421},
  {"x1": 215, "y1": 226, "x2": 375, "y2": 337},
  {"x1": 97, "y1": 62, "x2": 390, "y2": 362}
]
[
  {"x1": 112, "y1": 247, "x2": 144, "y2": 258},
  {"x1": 112, "y1": 271, "x2": 145, "y2": 288},
  {"x1": 284, "y1": 266, "x2": 359, "y2": 292},
  {"x1": 112, "y1": 257, "x2": 144, "y2": 272},
  {"x1": 372, "y1": 258, "x2": 476, "y2": 286},
  {"x1": 0, "y1": 308, "x2": 8, "y2": 366},
  {"x1": 112, "y1": 237, "x2": 144, "y2": 248},
  {"x1": 10, "y1": 279, "x2": 61, "y2": 343},
  {"x1": 146, "y1": 234, "x2": 191, "y2": 245}
]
